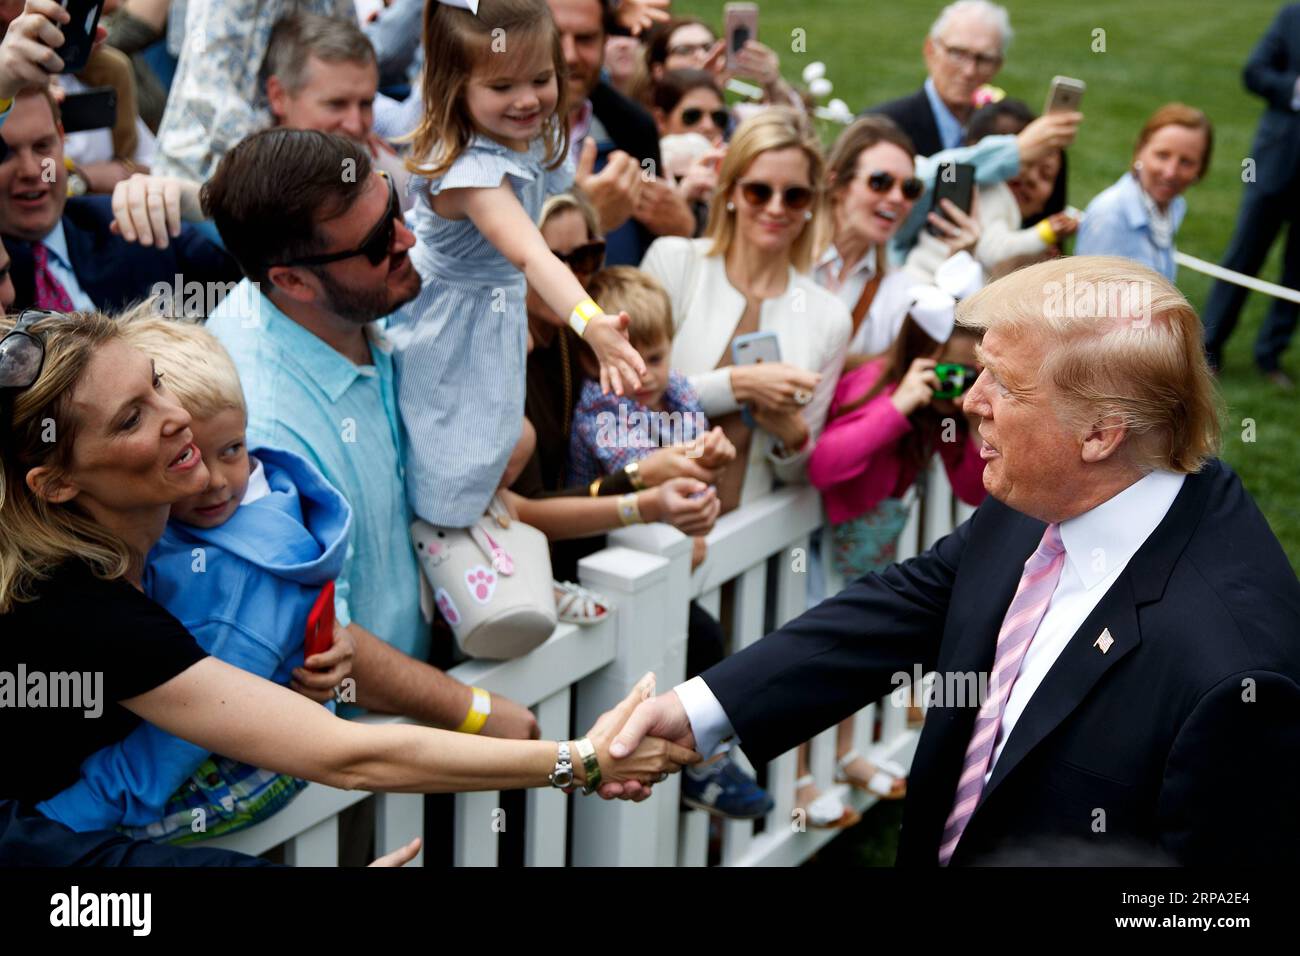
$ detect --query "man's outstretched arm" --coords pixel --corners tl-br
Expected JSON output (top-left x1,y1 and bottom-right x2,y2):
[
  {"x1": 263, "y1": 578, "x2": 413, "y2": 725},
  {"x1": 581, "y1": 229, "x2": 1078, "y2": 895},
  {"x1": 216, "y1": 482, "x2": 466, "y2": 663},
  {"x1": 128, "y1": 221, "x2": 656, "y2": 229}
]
[{"x1": 604, "y1": 511, "x2": 974, "y2": 798}]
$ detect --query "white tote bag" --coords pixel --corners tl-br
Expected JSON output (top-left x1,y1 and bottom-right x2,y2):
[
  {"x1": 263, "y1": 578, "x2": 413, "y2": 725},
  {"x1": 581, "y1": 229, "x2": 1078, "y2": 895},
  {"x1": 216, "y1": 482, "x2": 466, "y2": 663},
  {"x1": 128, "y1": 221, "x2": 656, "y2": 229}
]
[{"x1": 411, "y1": 495, "x2": 557, "y2": 660}]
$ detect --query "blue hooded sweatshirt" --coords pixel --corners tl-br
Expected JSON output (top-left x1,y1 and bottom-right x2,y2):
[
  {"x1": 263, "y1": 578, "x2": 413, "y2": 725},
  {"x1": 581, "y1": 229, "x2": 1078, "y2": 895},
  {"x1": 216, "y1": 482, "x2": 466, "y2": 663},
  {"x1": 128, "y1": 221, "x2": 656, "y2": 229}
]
[{"x1": 36, "y1": 447, "x2": 352, "y2": 831}]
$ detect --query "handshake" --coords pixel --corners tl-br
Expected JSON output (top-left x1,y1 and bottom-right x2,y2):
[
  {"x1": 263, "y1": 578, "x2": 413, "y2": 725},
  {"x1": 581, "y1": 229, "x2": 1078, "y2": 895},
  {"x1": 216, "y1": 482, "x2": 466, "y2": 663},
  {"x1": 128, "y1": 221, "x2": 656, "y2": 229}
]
[{"x1": 579, "y1": 673, "x2": 701, "y2": 801}]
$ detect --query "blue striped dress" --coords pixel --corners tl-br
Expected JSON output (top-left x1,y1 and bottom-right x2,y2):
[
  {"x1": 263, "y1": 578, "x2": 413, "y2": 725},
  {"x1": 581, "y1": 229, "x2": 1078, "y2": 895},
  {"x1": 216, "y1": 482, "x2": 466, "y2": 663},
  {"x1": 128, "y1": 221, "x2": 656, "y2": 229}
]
[{"x1": 387, "y1": 135, "x2": 574, "y2": 527}]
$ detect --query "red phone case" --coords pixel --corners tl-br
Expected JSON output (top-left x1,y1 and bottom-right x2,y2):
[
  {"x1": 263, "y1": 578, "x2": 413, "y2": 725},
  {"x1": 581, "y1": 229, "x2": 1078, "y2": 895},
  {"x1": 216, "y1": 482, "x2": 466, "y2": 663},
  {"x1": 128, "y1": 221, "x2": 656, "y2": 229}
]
[{"x1": 304, "y1": 580, "x2": 336, "y2": 660}]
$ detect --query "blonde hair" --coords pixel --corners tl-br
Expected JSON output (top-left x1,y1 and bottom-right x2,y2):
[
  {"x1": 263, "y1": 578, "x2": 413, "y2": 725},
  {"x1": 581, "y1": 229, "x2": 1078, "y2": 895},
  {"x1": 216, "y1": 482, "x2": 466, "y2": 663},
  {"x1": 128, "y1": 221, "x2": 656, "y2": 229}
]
[
  {"x1": 405, "y1": 0, "x2": 569, "y2": 180},
  {"x1": 956, "y1": 255, "x2": 1222, "y2": 473},
  {"x1": 539, "y1": 191, "x2": 602, "y2": 240},
  {"x1": 585, "y1": 266, "x2": 675, "y2": 349},
  {"x1": 0, "y1": 311, "x2": 132, "y2": 612},
  {"x1": 118, "y1": 302, "x2": 246, "y2": 422},
  {"x1": 704, "y1": 107, "x2": 825, "y2": 273}
]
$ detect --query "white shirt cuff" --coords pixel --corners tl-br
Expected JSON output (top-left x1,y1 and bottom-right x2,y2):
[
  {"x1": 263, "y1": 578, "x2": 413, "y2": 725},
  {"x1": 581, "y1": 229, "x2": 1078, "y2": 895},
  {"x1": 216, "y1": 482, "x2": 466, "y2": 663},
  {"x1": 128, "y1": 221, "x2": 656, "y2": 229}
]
[{"x1": 675, "y1": 675, "x2": 737, "y2": 758}]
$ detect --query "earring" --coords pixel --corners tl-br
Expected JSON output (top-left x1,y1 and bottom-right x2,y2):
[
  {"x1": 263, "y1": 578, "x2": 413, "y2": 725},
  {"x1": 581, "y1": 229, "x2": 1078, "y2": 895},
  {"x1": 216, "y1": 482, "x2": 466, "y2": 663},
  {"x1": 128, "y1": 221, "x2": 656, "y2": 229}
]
[
  {"x1": 1133, "y1": 160, "x2": 1144, "y2": 172},
  {"x1": 804, "y1": 210, "x2": 813, "y2": 221},
  {"x1": 726, "y1": 201, "x2": 736, "y2": 212}
]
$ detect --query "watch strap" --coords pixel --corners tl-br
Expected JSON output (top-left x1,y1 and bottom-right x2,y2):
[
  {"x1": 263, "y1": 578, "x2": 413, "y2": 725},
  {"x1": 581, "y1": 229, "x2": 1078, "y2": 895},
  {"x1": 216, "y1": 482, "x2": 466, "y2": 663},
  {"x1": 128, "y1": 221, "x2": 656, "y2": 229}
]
[{"x1": 575, "y1": 737, "x2": 601, "y2": 795}]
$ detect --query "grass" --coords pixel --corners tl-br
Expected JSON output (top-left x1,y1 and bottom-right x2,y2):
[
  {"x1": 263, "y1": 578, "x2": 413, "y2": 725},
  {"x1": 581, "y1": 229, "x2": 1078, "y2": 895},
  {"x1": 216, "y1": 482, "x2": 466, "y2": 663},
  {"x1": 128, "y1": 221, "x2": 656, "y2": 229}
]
[
  {"x1": 676, "y1": 0, "x2": 1300, "y2": 866},
  {"x1": 676, "y1": 0, "x2": 1300, "y2": 576}
]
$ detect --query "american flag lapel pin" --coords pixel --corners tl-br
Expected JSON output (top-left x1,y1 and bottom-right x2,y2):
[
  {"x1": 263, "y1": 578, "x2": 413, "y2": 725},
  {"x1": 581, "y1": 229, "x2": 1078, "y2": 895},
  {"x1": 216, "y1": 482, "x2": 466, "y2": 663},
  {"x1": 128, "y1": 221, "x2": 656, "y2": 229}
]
[{"x1": 1094, "y1": 628, "x2": 1115, "y2": 654}]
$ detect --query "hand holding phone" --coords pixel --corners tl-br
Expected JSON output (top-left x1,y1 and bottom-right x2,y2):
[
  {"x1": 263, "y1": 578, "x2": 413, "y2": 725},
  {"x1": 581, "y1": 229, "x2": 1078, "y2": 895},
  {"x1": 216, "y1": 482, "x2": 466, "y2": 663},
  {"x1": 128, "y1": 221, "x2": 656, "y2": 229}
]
[
  {"x1": 732, "y1": 329, "x2": 780, "y2": 428},
  {"x1": 1044, "y1": 76, "x2": 1086, "y2": 115},
  {"x1": 926, "y1": 162, "x2": 975, "y2": 238},
  {"x1": 0, "y1": 2, "x2": 74, "y2": 99}
]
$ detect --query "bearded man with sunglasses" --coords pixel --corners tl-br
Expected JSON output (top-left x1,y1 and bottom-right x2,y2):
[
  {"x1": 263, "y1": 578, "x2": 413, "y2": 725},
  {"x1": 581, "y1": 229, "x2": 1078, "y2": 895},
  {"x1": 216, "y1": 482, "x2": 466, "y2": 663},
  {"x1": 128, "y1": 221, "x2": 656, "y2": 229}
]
[{"x1": 196, "y1": 129, "x2": 540, "y2": 744}]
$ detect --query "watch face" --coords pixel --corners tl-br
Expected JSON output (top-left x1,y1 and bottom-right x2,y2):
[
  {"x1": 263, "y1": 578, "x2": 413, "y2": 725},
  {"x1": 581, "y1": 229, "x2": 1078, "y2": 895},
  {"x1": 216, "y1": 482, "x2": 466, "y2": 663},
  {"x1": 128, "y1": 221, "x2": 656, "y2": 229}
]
[{"x1": 551, "y1": 769, "x2": 573, "y2": 787}]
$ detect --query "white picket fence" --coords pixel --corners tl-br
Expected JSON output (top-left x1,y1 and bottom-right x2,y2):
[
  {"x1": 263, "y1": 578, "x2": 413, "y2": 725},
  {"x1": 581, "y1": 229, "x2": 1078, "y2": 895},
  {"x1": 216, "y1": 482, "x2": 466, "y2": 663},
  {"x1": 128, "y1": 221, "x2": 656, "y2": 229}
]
[{"x1": 200, "y1": 461, "x2": 973, "y2": 867}]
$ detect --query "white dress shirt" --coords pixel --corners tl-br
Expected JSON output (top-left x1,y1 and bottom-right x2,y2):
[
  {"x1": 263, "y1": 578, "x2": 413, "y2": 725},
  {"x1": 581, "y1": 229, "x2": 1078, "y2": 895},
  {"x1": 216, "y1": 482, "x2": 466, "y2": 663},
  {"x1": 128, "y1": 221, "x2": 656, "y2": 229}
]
[
  {"x1": 42, "y1": 220, "x2": 97, "y2": 313},
  {"x1": 677, "y1": 470, "x2": 1187, "y2": 769}
]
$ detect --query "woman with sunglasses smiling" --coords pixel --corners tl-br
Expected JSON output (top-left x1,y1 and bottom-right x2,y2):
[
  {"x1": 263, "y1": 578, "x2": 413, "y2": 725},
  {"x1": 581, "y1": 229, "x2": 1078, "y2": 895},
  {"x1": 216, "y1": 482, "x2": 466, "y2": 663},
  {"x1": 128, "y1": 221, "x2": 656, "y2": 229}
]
[
  {"x1": 652, "y1": 70, "x2": 730, "y2": 237},
  {"x1": 816, "y1": 116, "x2": 981, "y2": 358},
  {"x1": 642, "y1": 108, "x2": 849, "y2": 516}
]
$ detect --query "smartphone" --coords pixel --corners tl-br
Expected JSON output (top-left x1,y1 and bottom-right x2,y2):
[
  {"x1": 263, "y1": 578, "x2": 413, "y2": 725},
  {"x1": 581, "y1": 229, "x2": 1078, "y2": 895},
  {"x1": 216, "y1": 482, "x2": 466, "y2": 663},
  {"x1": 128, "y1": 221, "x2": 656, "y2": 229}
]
[
  {"x1": 732, "y1": 330, "x2": 780, "y2": 428},
  {"x1": 926, "y1": 161, "x2": 975, "y2": 237},
  {"x1": 58, "y1": 86, "x2": 116, "y2": 133},
  {"x1": 723, "y1": 3, "x2": 759, "y2": 72},
  {"x1": 55, "y1": 0, "x2": 105, "y2": 75},
  {"x1": 1044, "y1": 75, "x2": 1086, "y2": 115},
  {"x1": 304, "y1": 580, "x2": 337, "y2": 660}
]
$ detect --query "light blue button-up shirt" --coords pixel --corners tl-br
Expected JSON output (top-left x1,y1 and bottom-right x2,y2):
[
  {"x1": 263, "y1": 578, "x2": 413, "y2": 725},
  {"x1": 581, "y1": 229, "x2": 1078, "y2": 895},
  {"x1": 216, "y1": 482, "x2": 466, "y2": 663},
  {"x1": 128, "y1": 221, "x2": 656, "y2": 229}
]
[
  {"x1": 924, "y1": 77, "x2": 966, "y2": 151},
  {"x1": 207, "y1": 280, "x2": 429, "y2": 663},
  {"x1": 1075, "y1": 171, "x2": 1186, "y2": 283},
  {"x1": 41, "y1": 220, "x2": 97, "y2": 312}
]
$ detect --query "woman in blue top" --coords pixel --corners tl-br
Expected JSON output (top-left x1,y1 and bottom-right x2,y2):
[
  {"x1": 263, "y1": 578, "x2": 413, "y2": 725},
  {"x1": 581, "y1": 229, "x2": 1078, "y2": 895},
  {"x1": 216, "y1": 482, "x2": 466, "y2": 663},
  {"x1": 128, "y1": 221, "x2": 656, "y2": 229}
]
[{"x1": 1076, "y1": 103, "x2": 1213, "y2": 282}]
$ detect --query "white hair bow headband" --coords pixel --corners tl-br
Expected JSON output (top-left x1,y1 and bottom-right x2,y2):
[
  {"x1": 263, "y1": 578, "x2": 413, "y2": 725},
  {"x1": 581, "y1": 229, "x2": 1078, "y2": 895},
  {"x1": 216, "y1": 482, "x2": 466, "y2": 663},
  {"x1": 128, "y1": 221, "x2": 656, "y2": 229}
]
[
  {"x1": 905, "y1": 251, "x2": 987, "y2": 343},
  {"x1": 438, "y1": 0, "x2": 480, "y2": 14}
]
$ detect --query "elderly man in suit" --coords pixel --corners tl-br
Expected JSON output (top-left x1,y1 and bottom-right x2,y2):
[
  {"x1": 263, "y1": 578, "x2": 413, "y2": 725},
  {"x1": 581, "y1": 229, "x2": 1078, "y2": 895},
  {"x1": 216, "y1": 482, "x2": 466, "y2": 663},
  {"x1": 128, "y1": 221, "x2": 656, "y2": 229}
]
[
  {"x1": 0, "y1": 87, "x2": 237, "y2": 314},
  {"x1": 865, "y1": 0, "x2": 1012, "y2": 157},
  {"x1": 1202, "y1": 3, "x2": 1300, "y2": 388},
  {"x1": 601, "y1": 255, "x2": 1300, "y2": 866}
]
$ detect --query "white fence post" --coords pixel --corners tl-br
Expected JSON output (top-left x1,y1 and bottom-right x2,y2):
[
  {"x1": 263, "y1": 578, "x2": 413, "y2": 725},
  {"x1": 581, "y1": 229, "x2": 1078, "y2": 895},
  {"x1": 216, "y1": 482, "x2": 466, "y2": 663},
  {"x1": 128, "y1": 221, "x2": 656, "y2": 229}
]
[{"x1": 571, "y1": 544, "x2": 683, "y2": 866}]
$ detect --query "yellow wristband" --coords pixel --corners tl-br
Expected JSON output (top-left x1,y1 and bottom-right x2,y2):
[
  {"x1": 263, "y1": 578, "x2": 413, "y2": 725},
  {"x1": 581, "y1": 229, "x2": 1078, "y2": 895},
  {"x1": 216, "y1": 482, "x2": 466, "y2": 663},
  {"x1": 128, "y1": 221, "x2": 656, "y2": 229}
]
[
  {"x1": 589, "y1": 477, "x2": 603, "y2": 497},
  {"x1": 569, "y1": 298, "x2": 601, "y2": 337},
  {"x1": 1036, "y1": 218, "x2": 1058, "y2": 246},
  {"x1": 455, "y1": 686, "x2": 492, "y2": 734}
]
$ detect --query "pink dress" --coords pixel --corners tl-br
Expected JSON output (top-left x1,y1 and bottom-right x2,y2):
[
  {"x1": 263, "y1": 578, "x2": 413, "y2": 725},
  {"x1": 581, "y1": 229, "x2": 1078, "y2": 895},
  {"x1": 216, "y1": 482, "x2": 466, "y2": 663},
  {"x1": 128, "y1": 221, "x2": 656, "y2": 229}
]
[{"x1": 809, "y1": 358, "x2": 987, "y2": 577}]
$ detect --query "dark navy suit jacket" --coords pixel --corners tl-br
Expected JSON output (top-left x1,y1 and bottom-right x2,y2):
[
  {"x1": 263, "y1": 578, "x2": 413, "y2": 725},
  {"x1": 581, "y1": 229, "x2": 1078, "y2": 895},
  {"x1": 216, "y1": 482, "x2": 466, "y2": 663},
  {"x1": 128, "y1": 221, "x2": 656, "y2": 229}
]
[
  {"x1": 3, "y1": 195, "x2": 240, "y2": 314},
  {"x1": 1243, "y1": 3, "x2": 1300, "y2": 195},
  {"x1": 864, "y1": 86, "x2": 944, "y2": 158},
  {"x1": 703, "y1": 460, "x2": 1300, "y2": 865}
]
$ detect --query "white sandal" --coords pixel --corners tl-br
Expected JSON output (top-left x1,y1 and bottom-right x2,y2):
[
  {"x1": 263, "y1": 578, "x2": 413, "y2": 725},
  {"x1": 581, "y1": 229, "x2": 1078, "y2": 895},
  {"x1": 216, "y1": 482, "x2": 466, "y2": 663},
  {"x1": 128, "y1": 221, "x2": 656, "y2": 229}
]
[
  {"x1": 834, "y1": 751, "x2": 908, "y2": 800},
  {"x1": 795, "y1": 774, "x2": 860, "y2": 829},
  {"x1": 554, "y1": 580, "x2": 611, "y2": 625}
]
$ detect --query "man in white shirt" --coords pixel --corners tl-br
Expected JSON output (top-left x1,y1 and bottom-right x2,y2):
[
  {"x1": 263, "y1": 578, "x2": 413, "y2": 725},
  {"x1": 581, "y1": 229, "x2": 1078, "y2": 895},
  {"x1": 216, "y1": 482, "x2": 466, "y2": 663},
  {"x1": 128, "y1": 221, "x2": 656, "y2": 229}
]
[{"x1": 599, "y1": 255, "x2": 1300, "y2": 866}]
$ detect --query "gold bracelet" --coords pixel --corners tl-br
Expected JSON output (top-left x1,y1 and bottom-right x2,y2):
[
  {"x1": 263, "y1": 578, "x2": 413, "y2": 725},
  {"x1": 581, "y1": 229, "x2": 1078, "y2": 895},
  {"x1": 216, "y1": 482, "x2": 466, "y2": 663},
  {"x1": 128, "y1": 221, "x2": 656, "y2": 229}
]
[
  {"x1": 1036, "y1": 218, "x2": 1058, "y2": 246},
  {"x1": 623, "y1": 460, "x2": 646, "y2": 490},
  {"x1": 588, "y1": 477, "x2": 603, "y2": 497},
  {"x1": 454, "y1": 686, "x2": 492, "y2": 734},
  {"x1": 568, "y1": 297, "x2": 602, "y2": 337},
  {"x1": 617, "y1": 492, "x2": 642, "y2": 526}
]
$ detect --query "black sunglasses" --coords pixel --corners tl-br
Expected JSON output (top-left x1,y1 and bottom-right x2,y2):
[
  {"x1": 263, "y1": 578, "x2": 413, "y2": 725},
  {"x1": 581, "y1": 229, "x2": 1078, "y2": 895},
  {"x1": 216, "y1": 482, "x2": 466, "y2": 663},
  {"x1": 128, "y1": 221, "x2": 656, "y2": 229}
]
[
  {"x1": 0, "y1": 309, "x2": 54, "y2": 393},
  {"x1": 738, "y1": 180, "x2": 815, "y2": 211},
  {"x1": 555, "y1": 239, "x2": 606, "y2": 276},
  {"x1": 679, "y1": 107, "x2": 730, "y2": 130},
  {"x1": 867, "y1": 170, "x2": 925, "y2": 201},
  {"x1": 279, "y1": 172, "x2": 399, "y2": 268}
]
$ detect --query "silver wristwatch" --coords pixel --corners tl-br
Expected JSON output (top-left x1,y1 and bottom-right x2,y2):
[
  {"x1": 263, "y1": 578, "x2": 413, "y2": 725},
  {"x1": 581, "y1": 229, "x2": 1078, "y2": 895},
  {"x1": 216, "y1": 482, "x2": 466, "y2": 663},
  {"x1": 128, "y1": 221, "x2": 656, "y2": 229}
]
[{"x1": 548, "y1": 741, "x2": 574, "y2": 788}]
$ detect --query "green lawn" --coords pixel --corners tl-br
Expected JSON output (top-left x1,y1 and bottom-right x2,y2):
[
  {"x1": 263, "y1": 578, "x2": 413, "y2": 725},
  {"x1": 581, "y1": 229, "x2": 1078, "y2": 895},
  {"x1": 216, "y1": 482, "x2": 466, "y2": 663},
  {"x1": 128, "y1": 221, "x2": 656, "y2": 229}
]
[
  {"x1": 675, "y1": 0, "x2": 1300, "y2": 867},
  {"x1": 677, "y1": 0, "x2": 1300, "y2": 574}
]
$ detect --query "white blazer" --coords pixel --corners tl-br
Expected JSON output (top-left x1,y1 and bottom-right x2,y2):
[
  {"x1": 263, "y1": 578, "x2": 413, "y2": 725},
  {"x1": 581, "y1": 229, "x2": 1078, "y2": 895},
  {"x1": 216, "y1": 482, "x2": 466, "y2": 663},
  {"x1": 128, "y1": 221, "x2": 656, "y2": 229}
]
[{"x1": 641, "y1": 237, "x2": 851, "y2": 506}]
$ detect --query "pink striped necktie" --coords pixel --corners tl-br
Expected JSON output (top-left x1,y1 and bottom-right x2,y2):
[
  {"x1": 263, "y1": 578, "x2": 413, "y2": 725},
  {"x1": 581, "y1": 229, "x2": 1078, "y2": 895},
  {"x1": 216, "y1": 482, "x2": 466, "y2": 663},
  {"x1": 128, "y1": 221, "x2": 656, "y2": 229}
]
[
  {"x1": 938, "y1": 522, "x2": 1067, "y2": 866},
  {"x1": 32, "y1": 242, "x2": 76, "y2": 313}
]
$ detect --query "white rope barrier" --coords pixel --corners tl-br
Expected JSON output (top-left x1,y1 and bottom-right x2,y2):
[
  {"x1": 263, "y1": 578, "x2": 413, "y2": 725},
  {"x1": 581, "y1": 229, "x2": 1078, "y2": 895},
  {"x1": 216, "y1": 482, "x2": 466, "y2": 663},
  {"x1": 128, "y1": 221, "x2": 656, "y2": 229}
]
[{"x1": 1175, "y1": 252, "x2": 1300, "y2": 305}]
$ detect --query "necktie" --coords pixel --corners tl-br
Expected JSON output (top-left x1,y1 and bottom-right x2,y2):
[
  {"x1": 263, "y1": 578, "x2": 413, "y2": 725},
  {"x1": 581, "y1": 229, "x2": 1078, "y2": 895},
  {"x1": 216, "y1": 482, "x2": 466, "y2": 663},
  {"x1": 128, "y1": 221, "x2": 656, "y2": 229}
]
[
  {"x1": 32, "y1": 243, "x2": 76, "y2": 313},
  {"x1": 938, "y1": 523, "x2": 1067, "y2": 866}
]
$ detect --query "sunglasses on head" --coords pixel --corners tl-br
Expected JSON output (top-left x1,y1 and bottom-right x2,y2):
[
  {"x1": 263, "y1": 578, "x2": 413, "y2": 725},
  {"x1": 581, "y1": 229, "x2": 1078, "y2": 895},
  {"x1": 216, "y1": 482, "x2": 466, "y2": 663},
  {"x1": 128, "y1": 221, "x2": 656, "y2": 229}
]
[
  {"x1": 679, "y1": 107, "x2": 729, "y2": 130},
  {"x1": 555, "y1": 239, "x2": 606, "y2": 276},
  {"x1": 866, "y1": 170, "x2": 924, "y2": 201},
  {"x1": 0, "y1": 309, "x2": 54, "y2": 394},
  {"x1": 738, "y1": 180, "x2": 815, "y2": 211},
  {"x1": 279, "y1": 171, "x2": 399, "y2": 268}
]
